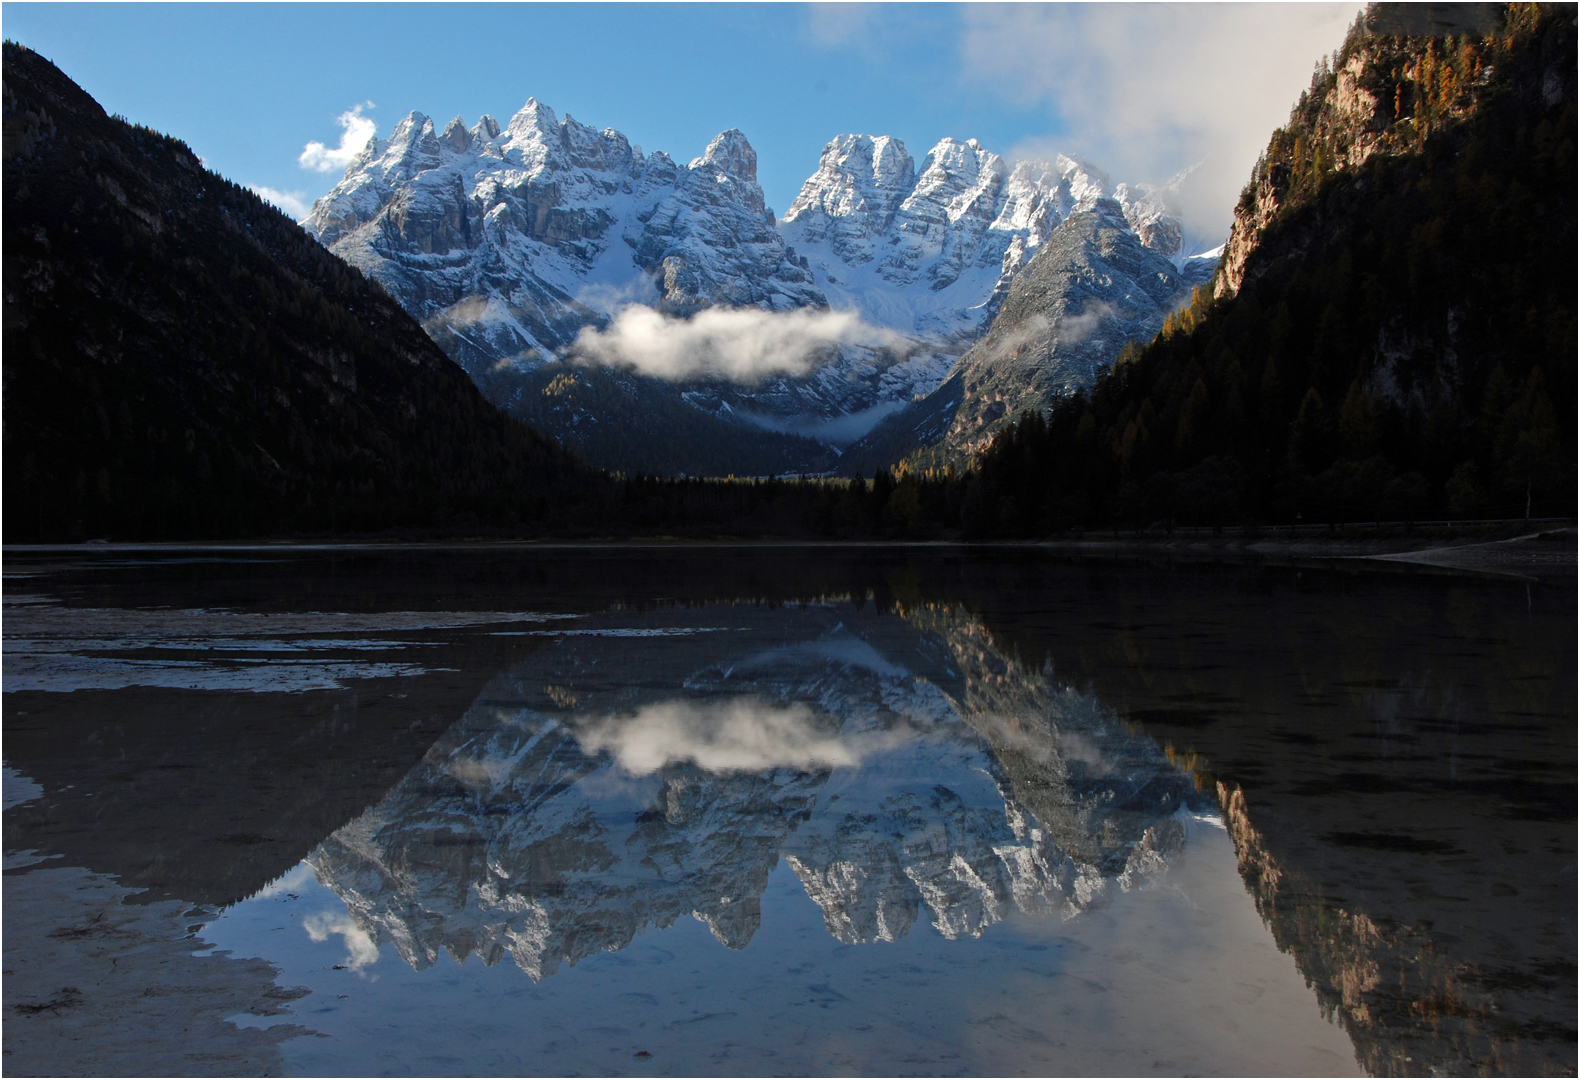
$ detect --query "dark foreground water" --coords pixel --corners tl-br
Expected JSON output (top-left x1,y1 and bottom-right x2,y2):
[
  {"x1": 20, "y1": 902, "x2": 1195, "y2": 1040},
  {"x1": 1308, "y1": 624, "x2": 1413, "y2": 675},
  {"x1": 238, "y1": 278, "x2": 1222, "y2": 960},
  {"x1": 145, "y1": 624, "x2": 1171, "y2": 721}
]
[{"x1": 3, "y1": 547, "x2": 1573, "y2": 1077}]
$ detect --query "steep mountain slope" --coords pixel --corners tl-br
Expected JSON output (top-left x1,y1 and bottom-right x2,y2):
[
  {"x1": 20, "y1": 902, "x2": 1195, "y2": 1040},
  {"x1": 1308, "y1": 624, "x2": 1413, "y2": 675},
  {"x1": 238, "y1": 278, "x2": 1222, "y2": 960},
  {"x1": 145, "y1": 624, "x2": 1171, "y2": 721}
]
[
  {"x1": 2, "y1": 44, "x2": 594, "y2": 541},
  {"x1": 304, "y1": 109, "x2": 1199, "y2": 475},
  {"x1": 842, "y1": 204, "x2": 1217, "y2": 472},
  {"x1": 964, "y1": 2, "x2": 1575, "y2": 533},
  {"x1": 778, "y1": 134, "x2": 1183, "y2": 343}
]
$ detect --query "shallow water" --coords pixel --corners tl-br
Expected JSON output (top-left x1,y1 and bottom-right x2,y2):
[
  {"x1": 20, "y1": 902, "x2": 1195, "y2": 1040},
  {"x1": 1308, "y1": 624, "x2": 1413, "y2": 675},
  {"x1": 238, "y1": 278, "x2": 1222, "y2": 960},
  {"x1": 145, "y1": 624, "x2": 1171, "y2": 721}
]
[{"x1": 3, "y1": 548, "x2": 1573, "y2": 1076}]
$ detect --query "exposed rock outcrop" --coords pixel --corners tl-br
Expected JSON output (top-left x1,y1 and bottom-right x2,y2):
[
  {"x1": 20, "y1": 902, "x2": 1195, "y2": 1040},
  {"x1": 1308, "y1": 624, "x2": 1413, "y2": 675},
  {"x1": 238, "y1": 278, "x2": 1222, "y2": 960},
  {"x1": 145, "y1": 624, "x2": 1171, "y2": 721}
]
[{"x1": 1216, "y1": 2, "x2": 1520, "y2": 299}]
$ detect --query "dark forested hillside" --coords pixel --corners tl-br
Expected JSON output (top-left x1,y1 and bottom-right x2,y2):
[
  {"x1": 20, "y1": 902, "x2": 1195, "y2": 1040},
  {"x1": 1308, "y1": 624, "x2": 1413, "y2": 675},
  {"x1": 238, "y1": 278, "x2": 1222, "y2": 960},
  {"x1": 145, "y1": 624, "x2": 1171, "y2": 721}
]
[
  {"x1": 965, "y1": 3, "x2": 1576, "y2": 535},
  {"x1": 3, "y1": 42, "x2": 598, "y2": 541}
]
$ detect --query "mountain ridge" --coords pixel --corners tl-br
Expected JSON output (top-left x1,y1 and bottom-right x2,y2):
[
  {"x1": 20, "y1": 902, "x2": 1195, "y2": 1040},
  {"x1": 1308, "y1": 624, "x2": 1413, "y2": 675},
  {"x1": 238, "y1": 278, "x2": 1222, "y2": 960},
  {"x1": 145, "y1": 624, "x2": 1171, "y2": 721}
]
[{"x1": 302, "y1": 106, "x2": 1209, "y2": 476}]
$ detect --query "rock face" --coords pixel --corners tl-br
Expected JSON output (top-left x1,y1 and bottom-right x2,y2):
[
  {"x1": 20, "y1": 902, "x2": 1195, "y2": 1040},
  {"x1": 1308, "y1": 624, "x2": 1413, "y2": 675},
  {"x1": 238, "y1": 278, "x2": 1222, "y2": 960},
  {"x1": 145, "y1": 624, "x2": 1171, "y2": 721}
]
[
  {"x1": 1216, "y1": 3, "x2": 1511, "y2": 301},
  {"x1": 306, "y1": 103, "x2": 821, "y2": 368},
  {"x1": 305, "y1": 108, "x2": 1210, "y2": 475},
  {"x1": 304, "y1": 603, "x2": 1205, "y2": 977},
  {"x1": 782, "y1": 137, "x2": 1193, "y2": 340}
]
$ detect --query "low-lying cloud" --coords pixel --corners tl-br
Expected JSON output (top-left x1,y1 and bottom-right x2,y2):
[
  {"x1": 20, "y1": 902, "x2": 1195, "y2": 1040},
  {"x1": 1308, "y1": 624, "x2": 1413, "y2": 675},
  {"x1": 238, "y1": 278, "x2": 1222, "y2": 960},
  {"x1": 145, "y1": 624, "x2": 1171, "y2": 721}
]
[
  {"x1": 299, "y1": 101, "x2": 377, "y2": 173},
  {"x1": 575, "y1": 698, "x2": 905, "y2": 774},
  {"x1": 1058, "y1": 301, "x2": 1121, "y2": 347},
  {"x1": 962, "y1": 4, "x2": 1362, "y2": 242},
  {"x1": 569, "y1": 304, "x2": 895, "y2": 383}
]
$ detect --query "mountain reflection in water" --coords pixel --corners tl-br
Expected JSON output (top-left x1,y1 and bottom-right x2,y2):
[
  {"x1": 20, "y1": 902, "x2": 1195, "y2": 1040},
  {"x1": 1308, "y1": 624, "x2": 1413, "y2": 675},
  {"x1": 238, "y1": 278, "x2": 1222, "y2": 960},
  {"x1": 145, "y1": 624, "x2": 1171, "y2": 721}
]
[
  {"x1": 308, "y1": 603, "x2": 1208, "y2": 979},
  {"x1": 6, "y1": 547, "x2": 1570, "y2": 1077}
]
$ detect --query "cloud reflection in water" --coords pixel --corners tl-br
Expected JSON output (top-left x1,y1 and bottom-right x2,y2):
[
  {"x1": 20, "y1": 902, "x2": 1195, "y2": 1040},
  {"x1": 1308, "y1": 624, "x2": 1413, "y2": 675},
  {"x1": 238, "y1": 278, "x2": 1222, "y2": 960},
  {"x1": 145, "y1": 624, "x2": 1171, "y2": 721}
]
[{"x1": 574, "y1": 697, "x2": 907, "y2": 775}]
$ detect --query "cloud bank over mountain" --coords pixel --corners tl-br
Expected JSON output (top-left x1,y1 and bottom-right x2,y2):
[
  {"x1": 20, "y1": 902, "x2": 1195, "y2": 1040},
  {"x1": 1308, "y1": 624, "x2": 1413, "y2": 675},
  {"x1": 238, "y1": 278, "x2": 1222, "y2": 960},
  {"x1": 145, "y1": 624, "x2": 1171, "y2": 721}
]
[
  {"x1": 570, "y1": 305, "x2": 894, "y2": 383},
  {"x1": 574, "y1": 697, "x2": 907, "y2": 773},
  {"x1": 961, "y1": 3, "x2": 1362, "y2": 244}
]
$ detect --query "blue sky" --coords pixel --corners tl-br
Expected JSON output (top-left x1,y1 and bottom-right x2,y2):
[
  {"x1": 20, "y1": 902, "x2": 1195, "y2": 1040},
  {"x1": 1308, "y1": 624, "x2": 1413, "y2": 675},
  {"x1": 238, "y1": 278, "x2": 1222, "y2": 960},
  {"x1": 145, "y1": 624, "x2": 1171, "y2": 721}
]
[{"x1": 4, "y1": 3, "x2": 1360, "y2": 242}]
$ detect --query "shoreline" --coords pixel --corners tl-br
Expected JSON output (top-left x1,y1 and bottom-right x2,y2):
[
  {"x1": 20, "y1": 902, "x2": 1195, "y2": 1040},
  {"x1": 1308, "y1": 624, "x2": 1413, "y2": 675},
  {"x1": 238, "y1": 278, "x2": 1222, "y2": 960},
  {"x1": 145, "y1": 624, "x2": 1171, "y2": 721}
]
[{"x1": 4, "y1": 523, "x2": 1573, "y2": 582}]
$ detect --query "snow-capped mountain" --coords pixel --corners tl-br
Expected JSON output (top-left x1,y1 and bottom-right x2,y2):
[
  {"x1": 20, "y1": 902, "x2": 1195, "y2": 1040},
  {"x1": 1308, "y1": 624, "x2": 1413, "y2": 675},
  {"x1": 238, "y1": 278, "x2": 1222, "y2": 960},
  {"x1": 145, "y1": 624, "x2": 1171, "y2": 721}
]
[
  {"x1": 779, "y1": 133, "x2": 1189, "y2": 342},
  {"x1": 304, "y1": 603, "x2": 1206, "y2": 977},
  {"x1": 304, "y1": 103, "x2": 820, "y2": 370},
  {"x1": 842, "y1": 199, "x2": 1222, "y2": 470},
  {"x1": 303, "y1": 99, "x2": 1214, "y2": 474}
]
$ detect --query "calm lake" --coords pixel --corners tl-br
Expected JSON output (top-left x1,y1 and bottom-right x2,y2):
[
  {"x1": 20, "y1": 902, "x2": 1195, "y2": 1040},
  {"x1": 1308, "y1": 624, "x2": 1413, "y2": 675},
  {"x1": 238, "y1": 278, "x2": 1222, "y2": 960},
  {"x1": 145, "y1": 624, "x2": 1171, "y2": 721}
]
[{"x1": 3, "y1": 546, "x2": 1574, "y2": 1077}]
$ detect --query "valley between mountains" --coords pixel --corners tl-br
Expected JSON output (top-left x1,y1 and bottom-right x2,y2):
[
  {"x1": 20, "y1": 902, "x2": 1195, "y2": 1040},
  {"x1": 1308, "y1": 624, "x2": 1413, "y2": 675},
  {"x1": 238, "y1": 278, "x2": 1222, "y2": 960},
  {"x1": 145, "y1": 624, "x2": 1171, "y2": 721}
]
[
  {"x1": 3, "y1": 2, "x2": 1573, "y2": 541},
  {"x1": 302, "y1": 103, "x2": 1218, "y2": 476}
]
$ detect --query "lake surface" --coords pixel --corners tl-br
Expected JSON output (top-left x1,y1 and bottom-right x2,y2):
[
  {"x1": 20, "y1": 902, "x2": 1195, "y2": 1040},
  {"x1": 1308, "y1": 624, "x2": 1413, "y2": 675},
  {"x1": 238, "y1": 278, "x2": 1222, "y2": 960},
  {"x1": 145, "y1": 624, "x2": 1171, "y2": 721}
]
[{"x1": 3, "y1": 546, "x2": 1574, "y2": 1076}]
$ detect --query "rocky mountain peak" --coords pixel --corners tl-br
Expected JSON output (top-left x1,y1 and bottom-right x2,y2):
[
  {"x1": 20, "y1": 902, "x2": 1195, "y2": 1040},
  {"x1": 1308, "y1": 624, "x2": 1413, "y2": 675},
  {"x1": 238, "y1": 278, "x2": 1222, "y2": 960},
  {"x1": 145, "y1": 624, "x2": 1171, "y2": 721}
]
[
  {"x1": 439, "y1": 116, "x2": 469, "y2": 154},
  {"x1": 786, "y1": 134, "x2": 916, "y2": 217},
  {"x1": 505, "y1": 96, "x2": 557, "y2": 141},
  {"x1": 781, "y1": 134, "x2": 917, "y2": 264},
  {"x1": 910, "y1": 136, "x2": 1007, "y2": 217},
  {"x1": 303, "y1": 98, "x2": 1210, "y2": 476},
  {"x1": 376, "y1": 111, "x2": 443, "y2": 181},
  {"x1": 469, "y1": 113, "x2": 501, "y2": 143},
  {"x1": 694, "y1": 128, "x2": 757, "y2": 183}
]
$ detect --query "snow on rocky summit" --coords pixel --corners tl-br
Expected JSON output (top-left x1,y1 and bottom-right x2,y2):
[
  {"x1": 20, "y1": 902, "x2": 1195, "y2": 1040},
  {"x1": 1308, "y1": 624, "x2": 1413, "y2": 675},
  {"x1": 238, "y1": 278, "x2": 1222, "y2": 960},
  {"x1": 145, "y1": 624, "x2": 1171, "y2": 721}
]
[{"x1": 302, "y1": 98, "x2": 1208, "y2": 460}]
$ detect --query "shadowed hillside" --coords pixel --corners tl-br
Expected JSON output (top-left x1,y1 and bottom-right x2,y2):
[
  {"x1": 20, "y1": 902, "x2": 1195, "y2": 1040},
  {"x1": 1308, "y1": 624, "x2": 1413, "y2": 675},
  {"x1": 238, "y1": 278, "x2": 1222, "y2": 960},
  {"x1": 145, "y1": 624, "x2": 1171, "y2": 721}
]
[
  {"x1": 964, "y1": 3, "x2": 1575, "y2": 535},
  {"x1": 2, "y1": 42, "x2": 600, "y2": 542}
]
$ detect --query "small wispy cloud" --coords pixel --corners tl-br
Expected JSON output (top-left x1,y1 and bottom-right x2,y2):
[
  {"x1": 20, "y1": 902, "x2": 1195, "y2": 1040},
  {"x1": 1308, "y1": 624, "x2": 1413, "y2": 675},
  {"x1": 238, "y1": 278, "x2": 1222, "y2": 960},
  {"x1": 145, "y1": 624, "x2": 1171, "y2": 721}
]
[
  {"x1": 303, "y1": 910, "x2": 380, "y2": 970},
  {"x1": 574, "y1": 272, "x2": 661, "y2": 316},
  {"x1": 569, "y1": 304, "x2": 895, "y2": 383},
  {"x1": 248, "y1": 184, "x2": 311, "y2": 221},
  {"x1": 1057, "y1": 301, "x2": 1120, "y2": 347},
  {"x1": 299, "y1": 101, "x2": 377, "y2": 173}
]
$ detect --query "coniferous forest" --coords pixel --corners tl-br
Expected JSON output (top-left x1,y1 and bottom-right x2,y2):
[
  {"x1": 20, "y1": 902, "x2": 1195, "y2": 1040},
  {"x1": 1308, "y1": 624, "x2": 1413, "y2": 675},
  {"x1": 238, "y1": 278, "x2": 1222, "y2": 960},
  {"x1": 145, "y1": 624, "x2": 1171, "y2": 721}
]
[{"x1": 963, "y1": 5, "x2": 1576, "y2": 537}]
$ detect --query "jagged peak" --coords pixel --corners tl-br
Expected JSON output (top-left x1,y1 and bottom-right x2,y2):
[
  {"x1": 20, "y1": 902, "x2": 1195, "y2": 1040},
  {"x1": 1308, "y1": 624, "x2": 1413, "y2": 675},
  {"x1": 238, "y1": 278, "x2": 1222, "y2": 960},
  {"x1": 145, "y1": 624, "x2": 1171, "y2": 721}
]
[
  {"x1": 783, "y1": 134, "x2": 917, "y2": 224},
  {"x1": 506, "y1": 97, "x2": 559, "y2": 140},
  {"x1": 470, "y1": 114, "x2": 501, "y2": 142},
  {"x1": 832, "y1": 134, "x2": 914, "y2": 184},
  {"x1": 439, "y1": 116, "x2": 470, "y2": 154},
  {"x1": 693, "y1": 128, "x2": 757, "y2": 182},
  {"x1": 388, "y1": 110, "x2": 432, "y2": 144},
  {"x1": 1081, "y1": 195, "x2": 1133, "y2": 230},
  {"x1": 920, "y1": 136, "x2": 1006, "y2": 183}
]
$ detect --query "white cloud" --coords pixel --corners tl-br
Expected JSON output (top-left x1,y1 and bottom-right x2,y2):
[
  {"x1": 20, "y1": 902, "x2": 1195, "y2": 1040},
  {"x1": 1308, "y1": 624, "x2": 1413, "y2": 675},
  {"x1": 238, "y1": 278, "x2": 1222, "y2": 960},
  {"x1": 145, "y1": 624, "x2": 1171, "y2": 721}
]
[
  {"x1": 299, "y1": 101, "x2": 377, "y2": 173},
  {"x1": 248, "y1": 184, "x2": 311, "y2": 221},
  {"x1": 575, "y1": 697, "x2": 906, "y2": 775},
  {"x1": 961, "y1": 3, "x2": 1363, "y2": 241},
  {"x1": 569, "y1": 304, "x2": 896, "y2": 383},
  {"x1": 303, "y1": 910, "x2": 380, "y2": 970},
  {"x1": 574, "y1": 272, "x2": 661, "y2": 317}
]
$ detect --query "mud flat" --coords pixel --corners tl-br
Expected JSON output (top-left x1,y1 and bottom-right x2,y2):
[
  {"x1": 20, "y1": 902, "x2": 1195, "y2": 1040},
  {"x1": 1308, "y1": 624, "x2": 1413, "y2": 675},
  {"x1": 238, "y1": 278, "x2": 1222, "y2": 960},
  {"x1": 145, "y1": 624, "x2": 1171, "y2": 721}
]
[
  {"x1": 3, "y1": 866, "x2": 310, "y2": 1077},
  {"x1": 1359, "y1": 527, "x2": 1577, "y2": 579}
]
